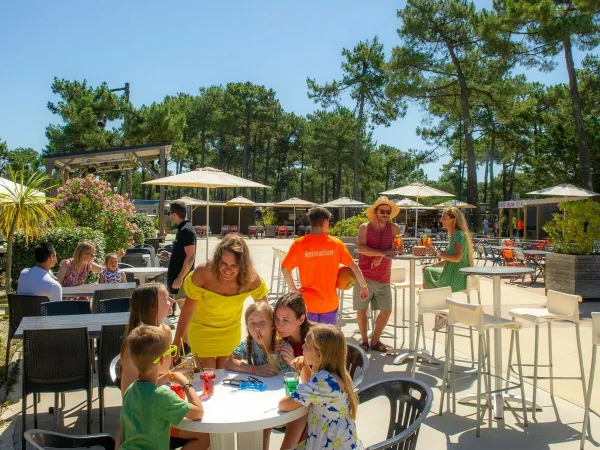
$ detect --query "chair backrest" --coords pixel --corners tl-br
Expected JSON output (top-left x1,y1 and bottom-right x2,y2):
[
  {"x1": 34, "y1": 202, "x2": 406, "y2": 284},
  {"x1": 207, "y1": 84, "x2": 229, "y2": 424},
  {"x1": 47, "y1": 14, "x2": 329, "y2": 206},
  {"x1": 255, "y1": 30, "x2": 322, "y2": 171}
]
[
  {"x1": 99, "y1": 324, "x2": 126, "y2": 390},
  {"x1": 390, "y1": 267, "x2": 406, "y2": 283},
  {"x1": 358, "y1": 377, "x2": 433, "y2": 450},
  {"x1": 22, "y1": 327, "x2": 91, "y2": 394},
  {"x1": 592, "y1": 312, "x2": 600, "y2": 346},
  {"x1": 99, "y1": 297, "x2": 131, "y2": 314},
  {"x1": 24, "y1": 429, "x2": 115, "y2": 449},
  {"x1": 7, "y1": 294, "x2": 48, "y2": 340},
  {"x1": 466, "y1": 275, "x2": 480, "y2": 293},
  {"x1": 92, "y1": 289, "x2": 135, "y2": 314},
  {"x1": 128, "y1": 247, "x2": 154, "y2": 267},
  {"x1": 144, "y1": 238, "x2": 161, "y2": 252},
  {"x1": 514, "y1": 249, "x2": 527, "y2": 262},
  {"x1": 546, "y1": 290, "x2": 581, "y2": 321},
  {"x1": 118, "y1": 263, "x2": 133, "y2": 269},
  {"x1": 346, "y1": 342, "x2": 369, "y2": 389},
  {"x1": 446, "y1": 297, "x2": 484, "y2": 331},
  {"x1": 110, "y1": 354, "x2": 121, "y2": 387},
  {"x1": 230, "y1": 225, "x2": 239, "y2": 232},
  {"x1": 120, "y1": 253, "x2": 145, "y2": 268},
  {"x1": 41, "y1": 301, "x2": 90, "y2": 316},
  {"x1": 278, "y1": 226, "x2": 287, "y2": 232},
  {"x1": 417, "y1": 287, "x2": 452, "y2": 315}
]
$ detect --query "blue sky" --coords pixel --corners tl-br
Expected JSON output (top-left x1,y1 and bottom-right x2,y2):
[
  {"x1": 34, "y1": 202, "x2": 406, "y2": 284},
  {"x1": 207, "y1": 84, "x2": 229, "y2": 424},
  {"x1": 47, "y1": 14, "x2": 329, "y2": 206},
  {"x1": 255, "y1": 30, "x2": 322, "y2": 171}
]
[{"x1": 0, "y1": 0, "x2": 596, "y2": 180}]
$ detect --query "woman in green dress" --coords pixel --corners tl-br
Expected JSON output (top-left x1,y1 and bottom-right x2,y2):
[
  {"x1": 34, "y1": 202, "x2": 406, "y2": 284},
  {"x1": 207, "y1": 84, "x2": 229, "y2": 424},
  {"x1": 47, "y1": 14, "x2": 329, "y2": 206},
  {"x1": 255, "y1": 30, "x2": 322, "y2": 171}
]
[{"x1": 423, "y1": 207, "x2": 474, "y2": 292}]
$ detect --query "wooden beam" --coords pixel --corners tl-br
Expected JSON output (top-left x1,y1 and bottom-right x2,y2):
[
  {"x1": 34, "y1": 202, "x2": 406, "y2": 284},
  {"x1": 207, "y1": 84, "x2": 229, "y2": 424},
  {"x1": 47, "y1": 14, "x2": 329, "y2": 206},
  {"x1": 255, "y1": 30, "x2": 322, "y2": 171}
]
[{"x1": 131, "y1": 151, "x2": 159, "y2": 178}]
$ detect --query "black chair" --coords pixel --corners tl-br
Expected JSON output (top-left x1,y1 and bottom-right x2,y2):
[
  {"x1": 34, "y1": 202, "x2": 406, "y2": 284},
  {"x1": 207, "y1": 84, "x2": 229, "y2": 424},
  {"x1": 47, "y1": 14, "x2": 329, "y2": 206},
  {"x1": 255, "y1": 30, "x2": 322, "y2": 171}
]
[
  {"x1": 109, "y1": 354, "x2": 121, "y2": 387},
  {"x1": 22, "y1": 328, "x2": 92, "y2": 448},
  {"x1": 99, "y1": 297, "x2": 131, "y2": 314},
  {"x1": 118, "y1": 263, "x2": 136, "y2": 283},
  {"x1": 98, "y1": 324, "x2": 126, "y2": 432},
  {"x1": 358, "y1": 377, "x2": 432, "y2": 450},
  {"x1": 121, "y1": 253, "x2": 146, "y2": 268},
  {"x1": 126, "y1": 247, "x2": 154, "y2": 267},
  {"x1": 24, "y1": 429, "x2": 115, "y2": 449},
  {"x1": 92, "y1": 288, "x2": 135, "y2": 314},
  {"x1": 346, "y1": 342, "x2": 369, "y2": 389},
  {"x1": 40, "y1": 301, "x2": 90, "y2": 316},
  {"x1": 144, "y1": 238, "x2": 161, "y2": 252},
  {"x1": 5, "y1": 294, "x2": 48, "y2": 381},
  {"x1": 135, "y1": 244, "x2": 156, "y2": 265}
]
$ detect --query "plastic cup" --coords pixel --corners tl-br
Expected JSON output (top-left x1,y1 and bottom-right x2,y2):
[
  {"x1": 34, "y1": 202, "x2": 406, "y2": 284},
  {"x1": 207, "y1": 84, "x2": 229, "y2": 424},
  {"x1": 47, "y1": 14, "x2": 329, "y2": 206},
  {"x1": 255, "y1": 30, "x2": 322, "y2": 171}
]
[
  {"x1": 175, "y1": 356, "x2": 195, "y2": 380},
  {"x1": 283, "y1": 371, "x2": 299, "y2": 395},
  {"x1": 200, "y1": 369, "x2": 216, "y2": 395},
  {"x1": 170, "y1": 384, "x2": 185, "y2": 399}
]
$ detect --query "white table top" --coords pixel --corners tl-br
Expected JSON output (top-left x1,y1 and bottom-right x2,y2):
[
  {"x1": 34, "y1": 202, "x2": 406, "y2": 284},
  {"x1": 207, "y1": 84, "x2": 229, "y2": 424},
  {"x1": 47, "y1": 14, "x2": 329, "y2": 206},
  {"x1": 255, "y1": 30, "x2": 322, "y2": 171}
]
[
  {"x1": 62, "y1": 282, "x2": 136, "y2": 297},
  {"x1": 392, "y1": 254, "x2": 435, "y2": 260},
  {"x1": 491, "y1": 245, "x2": 522, "y2": 250},
  {"x1": 522, "y1": 250, "x2": 547, "y2": 255},
  {"x1": 176, "y1": 370, "x2": 308, "y2": 433},
  {"x1": 460, "y1": 266, "x2": 535, "y2": 276},
  {"x1": 121, "y1": 267, "x2": 167, "y2": 275}
]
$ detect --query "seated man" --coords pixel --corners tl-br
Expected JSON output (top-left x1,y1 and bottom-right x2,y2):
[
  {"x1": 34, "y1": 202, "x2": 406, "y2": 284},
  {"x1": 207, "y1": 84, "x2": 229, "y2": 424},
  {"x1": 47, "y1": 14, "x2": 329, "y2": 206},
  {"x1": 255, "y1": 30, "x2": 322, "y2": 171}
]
[{"x1": 17, "y1": 242, "x2": 62, "y2": 302}]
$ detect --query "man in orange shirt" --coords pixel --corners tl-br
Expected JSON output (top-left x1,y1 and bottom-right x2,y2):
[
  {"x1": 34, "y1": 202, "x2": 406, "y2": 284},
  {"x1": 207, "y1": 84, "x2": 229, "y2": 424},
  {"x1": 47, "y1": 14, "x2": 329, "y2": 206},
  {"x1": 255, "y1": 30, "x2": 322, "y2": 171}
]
[{"x1": 281, "y1": 206, "x2": 368, "y2": 324}]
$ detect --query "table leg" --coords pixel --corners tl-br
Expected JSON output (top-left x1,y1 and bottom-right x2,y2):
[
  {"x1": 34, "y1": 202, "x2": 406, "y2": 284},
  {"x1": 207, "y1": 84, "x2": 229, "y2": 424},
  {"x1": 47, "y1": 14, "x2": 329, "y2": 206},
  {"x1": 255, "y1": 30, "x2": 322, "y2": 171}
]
[
  {"x1": 237, "y1": 430, "x2": 263, "y2": 450},
  {"x1": 209, "y1": 433, "x2": 236, "y2": 450}
]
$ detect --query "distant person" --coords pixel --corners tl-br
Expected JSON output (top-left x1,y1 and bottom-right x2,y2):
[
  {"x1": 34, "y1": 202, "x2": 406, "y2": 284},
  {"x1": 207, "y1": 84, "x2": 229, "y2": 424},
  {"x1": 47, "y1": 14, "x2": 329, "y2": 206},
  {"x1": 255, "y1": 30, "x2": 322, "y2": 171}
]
[
  {"x1": 518, "y1": 218, "x2": 524, "y2": 239},
  {"x1": 423, "y1": 207, "x2": 473, "y2": 292},
  {"x1": 483, "y1": 218, "x2": 489, "y2": 234},
  {"x1": 17, "y1": 243, "x2": 62, "y2": 302},
  {"x1": 494, "y1": 221, "x2": 500, "y2": 236},
  {"x1": 281, "y1": 206, "x2": 368, "y2": 325}
]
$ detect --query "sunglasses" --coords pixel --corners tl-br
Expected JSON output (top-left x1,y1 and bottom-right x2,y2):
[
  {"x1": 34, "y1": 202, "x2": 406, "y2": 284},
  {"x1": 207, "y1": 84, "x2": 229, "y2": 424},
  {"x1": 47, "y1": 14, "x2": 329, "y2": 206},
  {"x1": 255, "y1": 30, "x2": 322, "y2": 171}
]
[
  {"x1": 153, "y1": 344, "x2": 178, "y2": 363},
  {"x1": 377, "y1": 209, "x2": 392, "y2": 215}
]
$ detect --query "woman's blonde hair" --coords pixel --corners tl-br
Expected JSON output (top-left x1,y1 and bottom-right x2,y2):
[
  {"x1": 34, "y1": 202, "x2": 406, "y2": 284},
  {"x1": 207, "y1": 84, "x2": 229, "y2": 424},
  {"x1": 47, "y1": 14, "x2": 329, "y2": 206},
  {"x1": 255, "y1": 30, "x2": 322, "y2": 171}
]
[
  {"x1": 443, "y1": 207, "x2": 474, "y2": 267},
  {"x1": 244, "y1": 302, "x2": 276, "y2": 365},
  {"x1": 72, "y1": 241, "x2": 96, "y2": 268},
  {"x1": 308, "y1": 324, "x2": 358, "y2": 420},
  {"x1": 210, "y1": 233, "x2": 256, "y2": 291}
]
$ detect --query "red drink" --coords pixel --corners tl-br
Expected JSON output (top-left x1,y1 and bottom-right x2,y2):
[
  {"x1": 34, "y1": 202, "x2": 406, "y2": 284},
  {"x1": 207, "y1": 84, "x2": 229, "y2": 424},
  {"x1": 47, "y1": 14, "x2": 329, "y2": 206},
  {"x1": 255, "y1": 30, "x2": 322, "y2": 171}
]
[
  {"x1": 200, "y1": 370, "x2": 216, "y2": 395},
  {"x1": 170, "y1": 384, "x2": 185, "y2": 399}
]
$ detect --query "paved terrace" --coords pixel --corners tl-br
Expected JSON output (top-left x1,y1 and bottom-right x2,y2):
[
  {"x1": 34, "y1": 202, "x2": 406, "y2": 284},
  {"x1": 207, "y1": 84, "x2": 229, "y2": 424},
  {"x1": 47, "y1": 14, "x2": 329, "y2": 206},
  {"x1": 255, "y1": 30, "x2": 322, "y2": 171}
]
[{"x1": 2, "y1": 237, "x2": 599, "y2": 449}]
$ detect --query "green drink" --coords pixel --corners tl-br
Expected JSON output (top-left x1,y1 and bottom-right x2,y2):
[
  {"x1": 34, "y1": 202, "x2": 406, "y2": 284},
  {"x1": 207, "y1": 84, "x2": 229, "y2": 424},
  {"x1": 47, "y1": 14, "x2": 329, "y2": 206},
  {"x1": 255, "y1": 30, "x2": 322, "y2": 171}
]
[{"x1": 284, "y1": 372, "x2": 299, "y2": 395}]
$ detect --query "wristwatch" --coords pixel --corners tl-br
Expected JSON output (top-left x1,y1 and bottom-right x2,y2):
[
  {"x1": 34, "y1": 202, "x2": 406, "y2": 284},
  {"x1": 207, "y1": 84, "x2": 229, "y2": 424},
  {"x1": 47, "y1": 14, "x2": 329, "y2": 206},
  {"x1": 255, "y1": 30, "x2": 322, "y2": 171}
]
[{"x1": 183, "y1": 382, "x2": 194, "y2": 391}]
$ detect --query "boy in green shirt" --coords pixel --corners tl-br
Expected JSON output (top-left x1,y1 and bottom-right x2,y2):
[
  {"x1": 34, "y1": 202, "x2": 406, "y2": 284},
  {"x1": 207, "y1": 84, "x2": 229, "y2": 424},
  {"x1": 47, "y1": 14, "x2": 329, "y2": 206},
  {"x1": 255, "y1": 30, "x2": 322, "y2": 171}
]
[{"x1": 120, "y1": 324, "x2": 208, "y2": 450}]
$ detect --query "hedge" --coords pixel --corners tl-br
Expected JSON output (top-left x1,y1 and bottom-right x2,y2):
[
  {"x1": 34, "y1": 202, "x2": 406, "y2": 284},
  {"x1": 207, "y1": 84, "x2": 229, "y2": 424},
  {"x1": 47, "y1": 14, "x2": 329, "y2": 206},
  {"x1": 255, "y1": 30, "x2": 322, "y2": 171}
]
[
  {"x1": 11, "y1": 227, "x2": 106, "y2": 289},
  {"x1": 131, "y1": 213, "x2": 156, "y2": 242}
]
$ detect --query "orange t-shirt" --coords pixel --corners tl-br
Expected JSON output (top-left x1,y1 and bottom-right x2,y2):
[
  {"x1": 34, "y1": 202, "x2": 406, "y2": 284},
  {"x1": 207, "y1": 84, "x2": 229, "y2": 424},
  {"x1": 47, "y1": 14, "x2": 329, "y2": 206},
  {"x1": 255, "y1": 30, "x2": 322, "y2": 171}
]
[{"x1": 281, "y1": 234, "x2": 354, "y2": 314}]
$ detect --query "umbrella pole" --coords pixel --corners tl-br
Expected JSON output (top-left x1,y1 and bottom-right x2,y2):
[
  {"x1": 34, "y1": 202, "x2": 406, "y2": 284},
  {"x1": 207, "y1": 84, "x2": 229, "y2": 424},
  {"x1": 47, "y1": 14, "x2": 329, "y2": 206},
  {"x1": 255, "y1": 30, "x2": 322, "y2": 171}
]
[
  {"x1": 238, "y1": 206, "x2": 241, "y2": 232},
  {"x1": 415, "y1": 198, "x2": 419, "y2": 238},
  {"x1": 293, "y1": 207, "x2": 296, "y2": 236},
  {"x1": 206, "y1": 188, "x2": 210, "y2": 261}
]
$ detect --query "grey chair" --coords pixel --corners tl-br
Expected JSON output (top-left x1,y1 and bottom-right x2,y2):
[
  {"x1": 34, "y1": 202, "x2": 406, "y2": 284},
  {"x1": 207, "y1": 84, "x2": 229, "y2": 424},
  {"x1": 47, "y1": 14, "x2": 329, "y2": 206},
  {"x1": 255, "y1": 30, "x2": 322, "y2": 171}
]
[
  {"x1": 346, "y1": 342, "x2": 369, "y2": 388},
  {"x1": 144, "y1": 238, "x2": 161, "y2": 252},
  {"x1": 5, "y1": 294, "x2": 48, "y2": 381},
  {"x1": 22, "y1": 328, "x2": 92, "y2": 448},
  {"x1": 24, "y1": 429, "x2": 115, "y2": 449},
  {"x1": 40, "y1": 301, "x2": 90, "y2": 316},
  {"x1": 92, "y1": 288, "x2": 135, "y2": 314},
  {"x1": 358, "y1": 378, "x2": 433, "y2": 450},
  {"x1": 120, "y1": 253, "x2": 146, "y2": 268},
  {"x1": 126, "y1": 248, "x2": 154, "y2": 267},
  {"x1": 99, "y1": 297, "x2": 131, "y2": 314},
  {"x1": 98, "y1": 324, "x2": 126, "y2": 431}
]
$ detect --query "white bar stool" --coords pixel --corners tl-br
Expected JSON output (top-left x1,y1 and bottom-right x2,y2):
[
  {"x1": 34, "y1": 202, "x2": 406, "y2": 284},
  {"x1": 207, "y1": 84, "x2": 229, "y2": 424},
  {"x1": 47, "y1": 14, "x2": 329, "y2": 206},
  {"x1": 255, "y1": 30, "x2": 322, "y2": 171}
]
[
  {"x1": 581, "y1": 312, "x2": 600, "y2": 449},
  {"x1": 390, "y1": 268, "x2": 419, "y2": 349},
  {"x1": 506, "y1": 290, "x2": 586, "y2": 420},
  {"x1": 441, "y1": 298, "x2": 527, "y2": 437},
  {"x1": 269, "y1": 248, "x2": 283, "y2": 296},
  {"x1": 451, "y1": 275, "x2": 482, "y2": 363}
]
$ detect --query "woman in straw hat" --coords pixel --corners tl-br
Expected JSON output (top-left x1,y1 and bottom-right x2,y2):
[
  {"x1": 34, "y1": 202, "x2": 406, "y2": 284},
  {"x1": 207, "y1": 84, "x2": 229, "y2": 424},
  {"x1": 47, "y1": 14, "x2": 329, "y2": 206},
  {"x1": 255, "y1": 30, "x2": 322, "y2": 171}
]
[{"x1": 423, "y1": 206, "x2": 473, "y2": 292}]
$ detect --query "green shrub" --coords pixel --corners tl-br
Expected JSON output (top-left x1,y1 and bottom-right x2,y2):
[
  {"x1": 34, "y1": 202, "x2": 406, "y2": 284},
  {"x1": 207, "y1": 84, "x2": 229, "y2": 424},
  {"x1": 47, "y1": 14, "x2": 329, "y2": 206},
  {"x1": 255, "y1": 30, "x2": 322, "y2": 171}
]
[
  {"x1": 330, "y1": 213, "x2": 369, "y2": 237},
  {"x1": 11, "y1": 227, "x2": 106, "y2": 288},
  {"x1": 131, "y1": 213, "x2": 156, "y2": 241},
  {"x1": 543, "y1": 199, "x2": 600, "y2": 255},
  {"x1": 257, "y1": 208, "x2": 277, "y2": 227}
]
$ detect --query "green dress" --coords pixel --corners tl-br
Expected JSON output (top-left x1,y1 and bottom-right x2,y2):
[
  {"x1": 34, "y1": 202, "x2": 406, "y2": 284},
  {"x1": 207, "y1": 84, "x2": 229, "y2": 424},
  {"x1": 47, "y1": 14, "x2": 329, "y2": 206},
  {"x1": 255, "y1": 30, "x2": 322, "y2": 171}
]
[{"x1": 423, "y1": 230, "x2": 469, "y2": 292}]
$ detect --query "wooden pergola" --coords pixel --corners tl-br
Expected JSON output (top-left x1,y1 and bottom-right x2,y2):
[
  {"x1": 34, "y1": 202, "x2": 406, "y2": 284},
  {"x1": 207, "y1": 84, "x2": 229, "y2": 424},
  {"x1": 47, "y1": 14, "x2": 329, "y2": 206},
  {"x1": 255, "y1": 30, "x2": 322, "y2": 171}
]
[{"x1": 44, "y1": 143, "x2": 171, "y2": 236}]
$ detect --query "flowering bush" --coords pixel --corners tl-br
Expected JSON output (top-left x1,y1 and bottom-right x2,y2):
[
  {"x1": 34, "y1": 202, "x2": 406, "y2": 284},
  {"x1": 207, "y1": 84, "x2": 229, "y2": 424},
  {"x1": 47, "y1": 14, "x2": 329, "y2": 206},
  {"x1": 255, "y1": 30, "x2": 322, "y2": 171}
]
[{"x1": 54, "y1": 176, "x2": 137, "y2": 252}]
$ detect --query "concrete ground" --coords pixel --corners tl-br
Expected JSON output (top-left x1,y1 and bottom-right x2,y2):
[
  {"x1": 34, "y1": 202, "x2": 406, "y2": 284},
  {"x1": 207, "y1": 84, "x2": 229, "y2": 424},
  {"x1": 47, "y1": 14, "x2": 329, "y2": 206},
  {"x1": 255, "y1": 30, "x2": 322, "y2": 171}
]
[{"x1": 2, "y1": 236, "x2": 599, "y2": 449}]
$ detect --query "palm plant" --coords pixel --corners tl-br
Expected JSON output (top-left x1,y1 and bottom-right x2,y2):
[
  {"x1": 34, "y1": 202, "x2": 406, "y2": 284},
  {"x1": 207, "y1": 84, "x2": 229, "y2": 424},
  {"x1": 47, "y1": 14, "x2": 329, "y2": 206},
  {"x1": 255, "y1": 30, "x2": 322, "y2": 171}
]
[{"x1": 0, "y1": 169, "x2": 57, "y2": 292}]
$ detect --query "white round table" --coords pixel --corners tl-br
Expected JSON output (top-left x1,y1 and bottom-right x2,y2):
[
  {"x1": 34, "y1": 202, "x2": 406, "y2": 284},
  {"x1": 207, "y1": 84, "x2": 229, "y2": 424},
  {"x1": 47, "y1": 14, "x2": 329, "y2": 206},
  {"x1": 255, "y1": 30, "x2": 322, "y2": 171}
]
[
  {"x1": 175, "y1": 370, "x2": 308, "y2": 450},
  {"x1": 459, "y1": 266, "x2": 535, "y2": 419},
  {"x1": 121, "y1": 267, "x2": 167, "y2": 284}
]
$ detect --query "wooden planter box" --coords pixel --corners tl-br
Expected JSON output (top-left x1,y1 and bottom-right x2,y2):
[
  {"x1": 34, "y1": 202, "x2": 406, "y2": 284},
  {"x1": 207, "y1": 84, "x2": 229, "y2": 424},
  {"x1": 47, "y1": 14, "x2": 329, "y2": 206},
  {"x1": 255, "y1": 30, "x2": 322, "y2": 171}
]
[
  {"x1": 545, "y1": 252, "x2": 600, "y2": 299},
  {"x1": 265, "y1": 225, "x2": 276, "y2": 238}
]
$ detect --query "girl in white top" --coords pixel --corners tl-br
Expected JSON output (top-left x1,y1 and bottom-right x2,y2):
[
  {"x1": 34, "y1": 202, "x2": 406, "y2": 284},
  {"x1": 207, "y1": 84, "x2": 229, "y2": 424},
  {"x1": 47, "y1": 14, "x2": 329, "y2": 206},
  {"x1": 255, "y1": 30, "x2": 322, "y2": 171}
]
[
  {"x1": 100, "y1": 253, "x2": 126, "y2": 284},
  {"x1": 279, "y1": 324, "x2": 364, "y2": 450}
]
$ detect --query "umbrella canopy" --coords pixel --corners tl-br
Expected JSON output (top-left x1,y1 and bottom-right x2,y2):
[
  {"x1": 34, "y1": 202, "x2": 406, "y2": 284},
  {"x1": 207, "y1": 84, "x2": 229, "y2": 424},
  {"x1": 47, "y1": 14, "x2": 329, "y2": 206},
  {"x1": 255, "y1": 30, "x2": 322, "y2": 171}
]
[
  {"x1": 322, "y1": 197, "x2": 366, "y2": 220},
  {"x1": 226, "y1": 196, "x2": 256, "y2": 229},
  {"x1": 0, "y1": 176, "x2": 45, "y2": 201},
  {"x1": 381, "y1": 183, "x2": 454, "y2": 237},
  {"x1": 175, "y1": 196, "x2": 205, "y2": 206},
  {"x1": 527, "y1": 183, "x2": 600, "y2": 197},
  {"x1": 274, "y1": 198, "x2": 315, "y2": 235},
  {"x1": 434, "y1": 200, "x2": 477, "y2": 209},
  {"x1": 395, "y1": 198, "x2": 419, "y2": 208},
  {"x1": 143, "y1": 167, "x2": 269, "y2": 259}
]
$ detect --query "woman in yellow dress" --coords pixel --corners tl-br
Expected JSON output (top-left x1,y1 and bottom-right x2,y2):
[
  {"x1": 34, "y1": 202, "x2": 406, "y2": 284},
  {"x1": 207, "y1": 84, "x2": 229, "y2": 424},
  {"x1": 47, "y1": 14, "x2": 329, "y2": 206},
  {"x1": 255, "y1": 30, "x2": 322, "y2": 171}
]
[{"x1": 173, "y1": 233, "x2": 268, "y2": 369}]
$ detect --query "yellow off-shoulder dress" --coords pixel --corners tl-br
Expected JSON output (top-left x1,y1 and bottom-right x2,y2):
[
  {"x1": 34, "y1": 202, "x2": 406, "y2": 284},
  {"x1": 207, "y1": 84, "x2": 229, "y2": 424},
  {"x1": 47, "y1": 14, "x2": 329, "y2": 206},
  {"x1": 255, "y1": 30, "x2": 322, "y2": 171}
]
[{"x1": 183, "y1": 272, "x2": 269, "y2": 358}]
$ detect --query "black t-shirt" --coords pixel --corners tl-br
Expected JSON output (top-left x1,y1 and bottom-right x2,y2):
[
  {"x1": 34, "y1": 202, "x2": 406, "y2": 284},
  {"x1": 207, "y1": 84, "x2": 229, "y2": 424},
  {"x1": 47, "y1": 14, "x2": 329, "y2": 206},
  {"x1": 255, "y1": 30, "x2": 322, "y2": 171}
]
[{"x1": 168, "y1": 220, "x2": 197, "y2": 281}]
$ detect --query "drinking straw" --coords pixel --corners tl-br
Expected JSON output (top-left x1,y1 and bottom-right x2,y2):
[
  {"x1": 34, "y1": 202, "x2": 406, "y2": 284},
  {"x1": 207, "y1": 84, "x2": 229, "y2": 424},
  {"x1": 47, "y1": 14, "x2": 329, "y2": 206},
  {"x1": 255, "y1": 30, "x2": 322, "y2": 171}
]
[
  {"x1": 194, "y1": 353, "x2": 204, "y2": 372},
  {"x1": 257, "y1": 335, "x2": 279, "y2": 368}
]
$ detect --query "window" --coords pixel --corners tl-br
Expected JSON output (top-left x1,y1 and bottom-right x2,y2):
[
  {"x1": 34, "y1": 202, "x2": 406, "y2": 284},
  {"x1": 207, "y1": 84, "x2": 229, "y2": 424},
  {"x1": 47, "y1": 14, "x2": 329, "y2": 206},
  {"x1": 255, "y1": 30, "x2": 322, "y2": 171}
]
[{"x1": 139, "y1": 208, "x2": 147, "y2": 214}]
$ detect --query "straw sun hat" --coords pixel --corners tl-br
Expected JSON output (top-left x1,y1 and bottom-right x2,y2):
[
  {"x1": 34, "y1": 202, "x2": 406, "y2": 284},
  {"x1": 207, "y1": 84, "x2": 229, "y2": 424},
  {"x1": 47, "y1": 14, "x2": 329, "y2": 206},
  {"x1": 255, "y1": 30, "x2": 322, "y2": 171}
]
[{"x1": 365, "y1": 196, "x2": 400, "y2": 222}]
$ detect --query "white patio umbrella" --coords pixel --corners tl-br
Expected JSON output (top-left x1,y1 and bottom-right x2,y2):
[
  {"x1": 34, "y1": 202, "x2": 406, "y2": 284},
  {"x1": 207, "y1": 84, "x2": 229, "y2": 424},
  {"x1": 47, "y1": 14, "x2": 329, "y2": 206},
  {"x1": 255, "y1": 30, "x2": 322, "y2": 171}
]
[
  {"x1": 143, "y1": 167, "x2": 269, "y2": 260},
  {"x1": 274, "y1": 198, "x2": 315, "y2": 235},
  {"x1": 381, "y1": 182, "x2": 454, "y2": 237},
  {"x1": 174, "y1": 196, "x2": 206, "y2": 225},
  {"x1": 321, "y1": 197, "x2": 366, "y2": 220},
  {"x1": 395, "y1": 198, "x2": 419, "y2": 225},
  {"x1": 225, "y1": 196, "x2": 256, "y2": 230},
  {"x1": 527, "y1": 183, "x2": 600, "y2": 197},
  {"x1": 0, "y1": 176, "x2": 45, "y2": 201},
  {"x1": 434, "y1": 200, "x2": 477, "y2": 209}
]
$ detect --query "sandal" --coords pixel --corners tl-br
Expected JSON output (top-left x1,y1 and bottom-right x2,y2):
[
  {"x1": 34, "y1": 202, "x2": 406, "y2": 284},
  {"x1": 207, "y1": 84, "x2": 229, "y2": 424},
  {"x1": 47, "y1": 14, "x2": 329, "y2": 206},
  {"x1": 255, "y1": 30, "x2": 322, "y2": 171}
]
[
  {"x1": 359, "y1": 341, "x2": 369, "y2": 352},
  {"x1": 370, "y1": 341, "x2": 389, "y2": 353}
]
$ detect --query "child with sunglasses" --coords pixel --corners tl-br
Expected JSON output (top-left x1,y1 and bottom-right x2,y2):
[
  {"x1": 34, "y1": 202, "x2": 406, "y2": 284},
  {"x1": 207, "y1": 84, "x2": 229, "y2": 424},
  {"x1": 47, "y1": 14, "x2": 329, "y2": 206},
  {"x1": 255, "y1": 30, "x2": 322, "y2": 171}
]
[{"x1": 120, "y1": 324, "x2": 209, "y2": 450}]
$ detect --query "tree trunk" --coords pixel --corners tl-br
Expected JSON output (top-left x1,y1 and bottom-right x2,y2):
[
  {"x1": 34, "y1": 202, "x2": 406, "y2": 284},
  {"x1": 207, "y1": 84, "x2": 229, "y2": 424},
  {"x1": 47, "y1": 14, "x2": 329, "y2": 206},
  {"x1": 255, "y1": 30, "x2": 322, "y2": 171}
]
[
  {"x1": 353, "y1": 93, "x2": 365, "y2": 200},
  {"x1": 200, "y1": 129, "x2": 206, "y2": 167},
  {"x1": 126, "y1": 170, "x2": 132, "y2": 200},
  {"x1": 5, "y1": 214, "x2": 18, "y2": 293},
  {"x1": 483, "y1": 156, "x2": 489, "y2": 204},
  {"x1": 508, "y1": 152, "x2": 520, "y2": 201},
  {"x1": 141, "y1": 169, "x2": 146, "y2": 200},
  {"x1": 502, "y1": 161, "x2": 508, "y2": 201},
  {"x1": 564, "y1": 36, "x2": 592, "y2": 190},
  {"x1": 242, "y1": 106, "x2": 251, "y2": 198},
  {"x1": 264, "y1": 138, "x2": 271, "y2": 202},
  {"x1": 300, "y1": 144, "x2": 305, "y2": 199},
  {"x1": 336, "y1": 137, "x2": 342, "y2": 198},
  {"x1": 490, "y1": 133, "x2": 495, "y2": 218}
]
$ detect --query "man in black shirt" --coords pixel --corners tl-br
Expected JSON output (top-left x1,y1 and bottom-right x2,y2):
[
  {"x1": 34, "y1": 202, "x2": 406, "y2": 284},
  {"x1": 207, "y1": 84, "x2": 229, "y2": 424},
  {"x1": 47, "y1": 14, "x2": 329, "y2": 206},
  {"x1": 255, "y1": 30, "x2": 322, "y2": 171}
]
[{"x1": 163, "y1": 200, "x2": 197, "y2": 297}]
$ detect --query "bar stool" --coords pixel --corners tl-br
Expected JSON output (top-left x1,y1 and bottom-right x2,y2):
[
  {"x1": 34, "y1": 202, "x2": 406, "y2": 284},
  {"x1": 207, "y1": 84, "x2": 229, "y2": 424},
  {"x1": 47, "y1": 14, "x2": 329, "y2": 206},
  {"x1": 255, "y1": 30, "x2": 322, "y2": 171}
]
[
  {"x1": 451, "y1": 275, "x2": 482, "y2": 364},
  {"x1": 441, "y1": 298, "x2": 527, "y2": 437},
  {"x1": 581, "y1": 312, "x2": 600, "y2": 449},
  {"x1": 390, "y1": 268, "x2": 421, "y2": 348},
  {"x1": 506, "y1": 290, "x2": 586, "y2": 420},
  {"x1": 270, "y1": 248, "x2": 283, "y2": 296}
]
